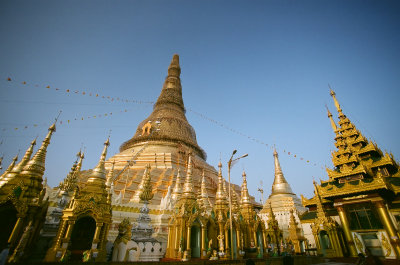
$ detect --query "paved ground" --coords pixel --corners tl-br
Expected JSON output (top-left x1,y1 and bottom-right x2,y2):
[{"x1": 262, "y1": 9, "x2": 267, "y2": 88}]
[{"x1": 314, "y1": 261, "x2": 354, "y2": 265}]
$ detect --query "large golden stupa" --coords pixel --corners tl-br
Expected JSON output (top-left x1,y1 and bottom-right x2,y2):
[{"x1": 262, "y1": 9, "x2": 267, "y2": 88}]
[{"x1": 77, "y1": 54, "x2": 241, "y2": 242}]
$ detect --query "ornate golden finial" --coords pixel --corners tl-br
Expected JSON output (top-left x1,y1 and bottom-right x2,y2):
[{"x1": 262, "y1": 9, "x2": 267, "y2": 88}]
[
  {"x1": 171, "y1": 168, "x2": 183, "y2": 202},
  {"x1": 75, "y1": 150, "x2": 84, "y2": 172},
  {"x1": 0, "y1": 139, "x2": 37, "y2": 188},
  {"x1": 1, "y1": 154, "x2": 18, "y2": 178},
  {"x1": 20, "y1": 123, "x2": 56, "y2": 178},
  {"x1": 271, "y1": 149, "x2": 293, "y2": 195},
  {"x1": 106, "y1": 160, "x2": 115, "y2": 189},
  {"x1": 325, "y1": 105, "x2": 338, "y2": 132},
  {"x1": 329, "y1": 86, "x2": 343, "y2": 114},
  {"x1": 182, "y1": 154, "x2": 195, "y2": 198},
  {"x1": 200, "y1": 170, "x2": 212, "y2": 211},
  {"x1": 215, "y1": 160, "x2": 227, "y2": 203},
  {"x1": 231, "y1": 184, "x2": 240, "y2": 213},
  {"x1": 168, "y1": 54, "x2": 181, "y2": 77},
  {"x1": 240, "y1": 171, "x2": 251, "y2": 205},
  {"x1": 139, "y1": 164, "x2": 154, "y2": 202},
  {"x1": 58, "y1": 153, "x2": 80, "y2": 192},
  {"x1": 88, "y1": 137, "x2": 110, "y2": 182},
  {"x1": 12, "y1": 138, "x2": 37, "y2": 174}
]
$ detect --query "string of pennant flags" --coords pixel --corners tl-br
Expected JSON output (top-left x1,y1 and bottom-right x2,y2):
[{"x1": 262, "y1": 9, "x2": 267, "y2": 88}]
[
  {"x1": 4, "y1": 77, "x2": 154, "y2": 105},
  {"x1": 2, "y1": 76, "x2": 324, "y2": 169},
  {"x1": 0, "y1": 109, "x2": 131, "y2": 132}
]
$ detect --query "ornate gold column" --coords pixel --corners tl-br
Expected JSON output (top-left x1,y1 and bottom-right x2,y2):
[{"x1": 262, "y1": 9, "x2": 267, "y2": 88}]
[
  {"x1": 64, "y1": 220, "x2": 75, "y2": 241},
  {"x1": 375, "y1": 201, "x2": 400, "y2": 258},
  {"x1": 201, "y1": 226, "x2": 206, "y2": 258},
  {"x1": 174, "y1": 224, "x2": 180, "y2": 257},
  {"x1": 92, "y1": 223, "x2": 103, "y2": 250},
  {"x1": 8, "y1": 217, "x2": 24, "y2": 245},
  {"x1": 236, "y1": 229, "x2": 241, "y2": 251},
  {"x1": 54, "y1": 220, "x2": 67, "y2": 248},
  {"x1": 337, "y1": 206, "x2": 357, "y2": 257},
  {"x1": 186, "y1": 225, "x2": 191, "y2": 255}
]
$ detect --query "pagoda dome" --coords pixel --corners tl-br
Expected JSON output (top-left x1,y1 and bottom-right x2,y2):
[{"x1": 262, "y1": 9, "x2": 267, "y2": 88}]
[{"x1": 119, "y1": 54, "x2": 206, "y2": 160}]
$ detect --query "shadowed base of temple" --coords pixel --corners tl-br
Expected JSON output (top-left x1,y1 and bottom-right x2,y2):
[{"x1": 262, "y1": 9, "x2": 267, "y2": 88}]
[{"x1": 8, "y1": 256, "x2": 326, "y2": 265}]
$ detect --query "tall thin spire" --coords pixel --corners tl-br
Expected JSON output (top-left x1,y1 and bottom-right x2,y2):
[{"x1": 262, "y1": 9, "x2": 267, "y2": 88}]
[
  {"x1": 0, "y1": 139, "x2": 36, "y2": 187},
  {"x1": 106, "y1": 160, "x2": 115, "y2": 189},
  {"x1": 182, "y1": 154, "x2": 195, "y2": 198},
  {"x1": 215, "y1": 161, "x2": 227, "y2": 203},
  {"x1": 75, "y1": 151, "x2": 84, "y2": 172},
  {"x1": 87, "y1": 137, "x2": 110, "y2": 183},
  {"x1": 200, "y1": 170, "x2": 212, "y2": 211},
  {"x1": 326, "y1": 105, "x2": 338, "y2": 132},
  {"x1": 329, "y1": 87, "x2": 343, "y2": 115},
  {"x1": 19, "y1": 123, "x2": 56, "y2": 198},
  {"x1": 119, "y1": 54, "x2": 206, "y2": 159},
  {"x1": 171, "y1": 168, "x2": 183, "y2": 202},
  {"x1": 139, "y1": 164, "x2": 154, "y2": 202},
  {"x1": 58, "y1": 152, "x2": 80, "y2": 193},
  {"x1": 271, "y1": 149, "x2": 294, "y2": 195},
  {"x1": 0, "y1": 154, "x2": 18, "y2": 178},
  {"x1": 240, "y1": 171, "x2": 251, "y2": 205}
]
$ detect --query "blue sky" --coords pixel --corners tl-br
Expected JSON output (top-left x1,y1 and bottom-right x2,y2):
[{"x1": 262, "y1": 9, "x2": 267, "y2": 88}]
[{"x1": 0, "y1": 0, "x2": 399, "y2": 201}]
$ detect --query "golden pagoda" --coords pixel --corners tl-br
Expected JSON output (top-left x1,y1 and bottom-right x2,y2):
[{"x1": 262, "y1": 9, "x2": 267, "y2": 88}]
[
  {"x1": 45, "y1": 138, "x2": 112, "y2": 262},
  {"x1": 260, "y1": 149, "x2": 307, "y2": 246},
  {"x1": 0, "y1": 123, "x2": 56, "y2": 262},
  {"x1": 301, "y1": 90, "x2": 400, "y2": 260},
  {"x1": 75, "y1": 54, "x2": 237, "y2": 244},
  {"x1": 165, "y1": 154, "x2": 213, "y2": 260},
  {"x1": 240, "y1": 171, "x2": 267, "y2": 258},
  {"x1": 263, "y1": 202, "x2": 283, "y2": 255}
]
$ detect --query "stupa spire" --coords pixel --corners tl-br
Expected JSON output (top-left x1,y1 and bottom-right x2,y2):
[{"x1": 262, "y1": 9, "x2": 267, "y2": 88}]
[
  {"x1": 58, "y1": 151, "x2": 81, "y2": 193},
  {"x1": 139, "y1": 164, "x2": 154, "y2": 202},
  {"x1": 0, "y1": 154, "x2": 18, "y2": 178},
  {"x1": 0, "y1": 139, "x2": 36, "y2": 188},
  {"x1": 200, "y1": 170, "x2": 212, "y2": 211},
  {"x1": 326, "y1": 105, "x2": 338, "y2": 132},
  {"x1": 106, "y1": 160, "x2": 115, "y2": 189},
  {"x1": 215, "y1": 161, "x2": 227, "y2": 203},
  {"x1": 240, "y1": 171, "x2": 251, "y2": 205},
  {"x1": 75, "y1": 151, "x2": 84, "y2": 172},
  {"x1": 182, "y1": 154, "x2": 195, "y2": 198},
  {"x1": 87, "y1": 137, "x2": 110, "y2": 183},
  {"x1": 271, "y1": 149, "x2": 294, "y2": 195},
  {"x1": 119, "y1": 54, "x2": 206, "y2": 159},
  {"x1": 171, "y1": 168, "x2": 183, "y2": 202},
  {"x1": 21, "y1": 123, "x2": 56, "y2": 179},
  {"x1": 329, "y1": 87, "x2": 343, "y2": 115}
]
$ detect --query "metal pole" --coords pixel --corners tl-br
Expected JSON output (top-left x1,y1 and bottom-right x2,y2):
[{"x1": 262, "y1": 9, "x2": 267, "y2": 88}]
[{"x1": 228, "y1": 161, "x2": 233, "y2": 259}]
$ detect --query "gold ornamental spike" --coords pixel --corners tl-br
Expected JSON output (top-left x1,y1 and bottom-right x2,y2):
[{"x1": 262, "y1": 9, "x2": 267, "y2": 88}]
[
  {"x1": 329, "y1": 87, "x2": 343, "y2": 114},
  {"x1": 200, "y1": 170, "x2": 211, "y2": 211},
  {"x1": 0, "y1": 139, "x2": 36, "y2": 187},
  {"x1": 106, "y1": 160, "x2": 115, "y2": 188},
  {"x1": 325, "y1": 105, "x2": 338, "y2": 132},
  {"x1": 75, "y1": 151, "x2": 84, "y2": 172},
  {"x1": 11, "y1": 138, "x2": 37, "y2": 174},
  {"x1": 0, "y1": 154, "x2": 18, "y2": 179},
  {"x1": 215, "y1": 161, "x2": 227, "y2": 203},
  {"x1": 59, "y1": 153, "x2": 79, "y2": 192},
  {"x1": 271, "y1": 149, "x2": 294, "y2": 195},
  {"x1": 167, "y1": 54, "x2": 181, "y2": 78},
  {"x1": 171, "y1": 168, "x2": 183, "y2": 201},
  {"x1": 139, "y1": 164, "x2": 154, "y2": 202},
  {"x1": 313, "y1": 180, "x2": 329, "y2": 220},
  {"x1": 87, "y1": 137, "x2": 110, "y2": 182},
  {"x1": 182, "y1": 154, "x2": 195, "y2": 198},
  {"x1": 240, "y1": 171, "x2": 251, "y2": 205},
  {"x1": 20, "y1": 123, "x2": 56, "y2": 179}
]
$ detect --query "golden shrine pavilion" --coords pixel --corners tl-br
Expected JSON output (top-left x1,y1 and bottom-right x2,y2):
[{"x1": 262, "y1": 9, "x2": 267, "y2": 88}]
[{"x1": 300, "y1": 90, "x2": 400, "y2": 260}]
